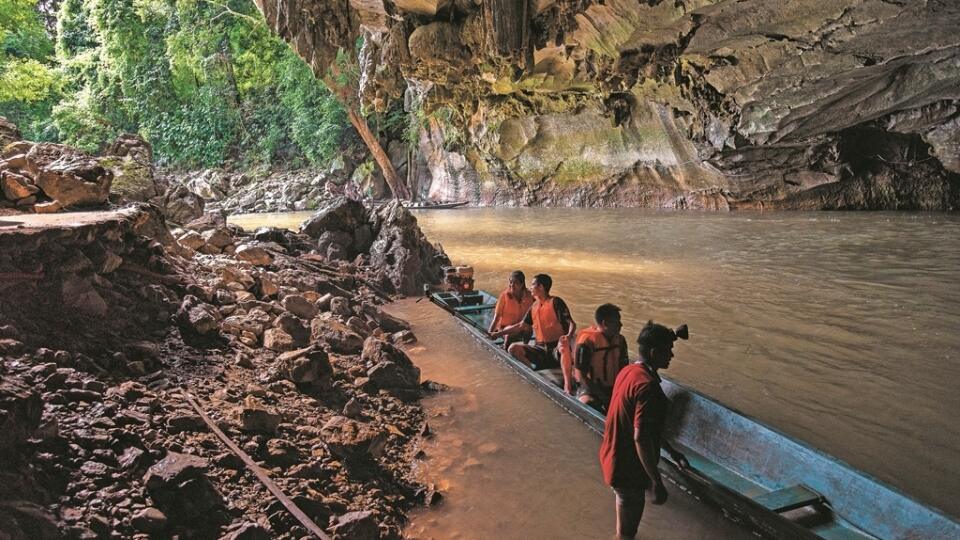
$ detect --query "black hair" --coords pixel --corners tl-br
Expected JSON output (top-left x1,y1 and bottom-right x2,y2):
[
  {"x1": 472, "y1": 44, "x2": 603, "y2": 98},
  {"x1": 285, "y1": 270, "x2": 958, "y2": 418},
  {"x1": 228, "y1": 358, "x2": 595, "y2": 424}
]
[
  {"x1": 595, "y1": 303, "x2": 621, "y2": 324},
  {"x1": 532, "y1": 273, "x2": 552, "y2": 293},
  {"x1": 510, "y1": 270, "x2": 526, "y2": 285},
  {"x1": 636, "y1": 320, "x2": 676, "y2": 360}
]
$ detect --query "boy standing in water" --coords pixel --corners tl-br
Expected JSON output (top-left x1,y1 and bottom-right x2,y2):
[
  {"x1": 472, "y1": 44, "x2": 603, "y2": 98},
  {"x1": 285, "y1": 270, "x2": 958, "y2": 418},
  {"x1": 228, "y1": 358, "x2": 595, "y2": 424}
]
[{"x1": 599, "y1": 321, "x2": 690, "y2": 539}]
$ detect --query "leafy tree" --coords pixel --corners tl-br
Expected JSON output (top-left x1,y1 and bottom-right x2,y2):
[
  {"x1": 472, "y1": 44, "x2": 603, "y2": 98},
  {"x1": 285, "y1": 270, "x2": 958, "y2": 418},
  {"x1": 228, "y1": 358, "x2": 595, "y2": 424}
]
[
  {"x1": 0, "y1": 0, "x2": 405, "y2": 176},
  {"x1": 0, "y1": 0, "x2": 60, "y2": 139}
]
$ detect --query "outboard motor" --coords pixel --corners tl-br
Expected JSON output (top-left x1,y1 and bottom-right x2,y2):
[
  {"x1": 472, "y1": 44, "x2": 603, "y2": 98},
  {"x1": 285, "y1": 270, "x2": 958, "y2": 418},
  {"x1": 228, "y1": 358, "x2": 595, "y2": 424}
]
[{"x1": 442, "y1": 265, "x2": 475, "y2": 293}]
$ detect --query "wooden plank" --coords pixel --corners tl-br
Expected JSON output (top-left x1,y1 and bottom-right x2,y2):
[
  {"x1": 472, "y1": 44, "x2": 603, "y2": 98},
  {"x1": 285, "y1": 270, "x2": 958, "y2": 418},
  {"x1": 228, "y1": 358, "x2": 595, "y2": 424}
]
[
  {"x1": 181, "y1": 391, "x2": 332, "y2": 540},
  {"x1": 753, "y1": 485, "x2": 825, "y2": 513}
]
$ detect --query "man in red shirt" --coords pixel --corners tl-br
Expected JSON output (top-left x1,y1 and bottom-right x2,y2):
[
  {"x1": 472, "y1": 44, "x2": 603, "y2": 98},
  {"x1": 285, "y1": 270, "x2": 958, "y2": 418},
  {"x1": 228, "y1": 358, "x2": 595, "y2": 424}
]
[{"x1": 598, "y1": 321, "x2": 690, "y2": 539}]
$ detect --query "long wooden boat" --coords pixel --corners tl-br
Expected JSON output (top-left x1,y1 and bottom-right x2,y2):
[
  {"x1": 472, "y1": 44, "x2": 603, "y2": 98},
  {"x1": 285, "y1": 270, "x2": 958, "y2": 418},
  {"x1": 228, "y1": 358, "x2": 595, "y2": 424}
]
[
  {"x1": 429, "y1": 289, "x2": 960, "y2": 540},
  {"x1": 404, "y1": 200, "x2": 468, "y2": 210}
]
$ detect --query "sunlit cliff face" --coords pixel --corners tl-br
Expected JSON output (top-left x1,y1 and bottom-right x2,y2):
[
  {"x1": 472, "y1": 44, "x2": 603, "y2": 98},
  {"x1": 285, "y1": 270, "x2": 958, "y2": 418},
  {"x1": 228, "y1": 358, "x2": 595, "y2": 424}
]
[{"x1": 257, "y1": 0, "x2": 960, "y2": 210}]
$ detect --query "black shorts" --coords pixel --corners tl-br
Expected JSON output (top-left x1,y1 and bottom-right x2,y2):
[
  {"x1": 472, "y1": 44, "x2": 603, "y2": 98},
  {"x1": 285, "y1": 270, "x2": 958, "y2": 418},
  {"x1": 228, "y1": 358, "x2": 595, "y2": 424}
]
[
  {"x1": 518, "y1": 342, "x2": 560, "y2": 370},
  {"x1": 502, "y1": 331, "x2": 532, "y2": 350}
]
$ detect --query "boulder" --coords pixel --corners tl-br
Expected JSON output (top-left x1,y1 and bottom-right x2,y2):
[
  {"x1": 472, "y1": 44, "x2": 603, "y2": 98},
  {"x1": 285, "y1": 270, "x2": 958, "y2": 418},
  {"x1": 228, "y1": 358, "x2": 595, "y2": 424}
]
[
  {"x1": 130, "y1": 507, "x2": 167, "y2": 534},
  {"x1": 369, "y1": 200, "x2": 449, "y2": 295},
  {"x1": 265, "y1": 438, "x2": 299, "y2": 466},
  {"x1": 107, "y1": 133, "x2": 152, "y2": 163},
  {"x1": 361, "y1": 337, "x2": 420, "y2": 391},
  {"x1": 105, "y1": 134, "x2": 157, "y2": 202},
  {"x1": 160, "y1": 185, "x2": 205, "y2": 225},
  {"x1": 239, "y1": 399, "x2": 281, "y2": 433},
  {"x1": 1, "y1": 171, "x2": 38, "y2": 201},
  {"x1": 177, "y1": 231, "x2": 206, "y2": 251},
  {"x1": 282, "y1": 294, "x2": 319, "y2": 319},
  {"x1": 311, "y1": 318, "x2": 364, "y2": 354},
  {"x1": 183, "y1": 210, "x2": 226, "y2": 232},
  {"x1": 176, "y1": 295, "x2": 221, "y2": 336},
  {"x1": 321, "y1": 416, "x2": 387, "y2": 460},
  {"x1": 2, "y1": 141, "x2": 32, "y2": 159},
  {"x1": 202, "y1": 227, "x2": 234, "y2": 250},
  {"x1": 234, "y1": 244, "x2": 273, "y2": 266},
  {"x1": 274, "y1": 312, "x2": 310, "y2": 344},
  {"x1": 363, "y1": 303, "x2": 411, "y2": 333},
  {"x1": 0, "y1": 378, "x2": 43, "y2": 451},
  {"x1": 263, "y1": 328, "x2": 295, "y2": 352},
  {"x1": 299, "y1": 197, "x2": 368, "y2": 239},
  {"x1": 329, "y1": 296, "x2": 352, "y2": 318},
  {"x1": 61, "y1": 275, "x2": 109, "y2": 318},
  {"x1": 331, "y1": 510, "x2": 379, "y2": 540},
  {"x1": 32, "y1": 201, "x2": 62, "y2": 214},
  {"x1": 276, "y1": 346, "x2": 333, "y2": 386},
  {"x1": 27, "y1": 143, "x2": 112, "y2": 207},
  {"x1": 142, "y1": 452, "x2": 225, "y2": 525}
]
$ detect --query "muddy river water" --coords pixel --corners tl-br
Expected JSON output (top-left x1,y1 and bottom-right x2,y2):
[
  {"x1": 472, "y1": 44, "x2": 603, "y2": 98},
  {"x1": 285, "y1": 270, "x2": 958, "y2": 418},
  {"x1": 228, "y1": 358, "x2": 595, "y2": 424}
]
[{"x1": 231, "y1": 208, "x2": 960, "y2": 533}]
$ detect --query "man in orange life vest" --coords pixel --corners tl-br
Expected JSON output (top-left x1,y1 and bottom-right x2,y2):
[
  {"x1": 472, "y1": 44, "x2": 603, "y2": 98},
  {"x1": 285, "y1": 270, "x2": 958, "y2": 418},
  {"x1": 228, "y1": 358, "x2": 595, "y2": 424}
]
[
  {"x1": 575, "y1": 304, "x2": 629, "y2": 412},
  {"x1": 487, "y1": 270, "x2": 535, "y2": 349},
  {"x1": 493, "y1": 273, "x2": 576, "y2": 373},
  {"x1": 599, "y1": 321, "x2": 690, "y2": 539}
]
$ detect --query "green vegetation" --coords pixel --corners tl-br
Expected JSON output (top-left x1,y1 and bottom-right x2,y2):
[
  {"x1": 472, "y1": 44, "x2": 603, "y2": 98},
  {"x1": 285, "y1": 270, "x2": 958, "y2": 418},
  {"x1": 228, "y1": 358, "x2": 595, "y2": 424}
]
[{"x1": 0, "y1": 0, "x2": 362, "y2": 168}]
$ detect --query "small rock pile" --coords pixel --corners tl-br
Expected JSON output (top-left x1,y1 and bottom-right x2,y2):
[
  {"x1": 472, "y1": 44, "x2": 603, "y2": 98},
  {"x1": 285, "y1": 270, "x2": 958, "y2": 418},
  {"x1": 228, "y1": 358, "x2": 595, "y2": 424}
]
[
  {"x1": 0, "y1": 139, "x2": 113, "y2": 213},
  {"x1": 0, "y1": 201, "x2": 448, "y2": 538},
  {"x1": 0, "y1": 117, "x2": 205, "y2": 225}
]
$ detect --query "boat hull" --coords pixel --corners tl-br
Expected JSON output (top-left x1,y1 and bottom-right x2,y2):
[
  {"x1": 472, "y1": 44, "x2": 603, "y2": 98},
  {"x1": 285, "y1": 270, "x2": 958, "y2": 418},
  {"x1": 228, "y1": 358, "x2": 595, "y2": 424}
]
[{"x1": 428, "y1": 290, "x2": 959, "y2": 540}]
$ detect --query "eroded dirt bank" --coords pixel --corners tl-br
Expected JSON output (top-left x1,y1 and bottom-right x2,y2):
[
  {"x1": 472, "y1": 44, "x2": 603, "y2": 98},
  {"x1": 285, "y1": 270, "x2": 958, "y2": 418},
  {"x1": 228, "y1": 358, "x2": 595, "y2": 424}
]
[{"x1": 0, "y1": 199, "x2": 449, "y2": 539}]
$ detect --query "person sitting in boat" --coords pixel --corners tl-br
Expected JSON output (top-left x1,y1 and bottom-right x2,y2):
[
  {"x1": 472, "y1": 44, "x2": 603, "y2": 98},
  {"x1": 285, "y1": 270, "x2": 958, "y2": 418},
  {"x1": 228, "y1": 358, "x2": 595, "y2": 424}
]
[
  {"x1": 599, "y1": 321, "x2": 690, "y2": 539},
  {"x1": 494, "y1": 274, "x2": 576, "y2": 378},
  {"x1": 575, "y1": 303, "x2": 629, "y2": 412},
  {"x1": 487, "y1": 270, "x2": 535, "y2": 349}
]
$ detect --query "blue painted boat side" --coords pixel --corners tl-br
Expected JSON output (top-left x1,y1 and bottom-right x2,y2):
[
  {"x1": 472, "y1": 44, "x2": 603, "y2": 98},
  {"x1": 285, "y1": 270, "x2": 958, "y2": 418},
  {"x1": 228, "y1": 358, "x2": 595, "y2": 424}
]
[{"x1": 661, "y1": 380, "x2": 960, "y2": 540}]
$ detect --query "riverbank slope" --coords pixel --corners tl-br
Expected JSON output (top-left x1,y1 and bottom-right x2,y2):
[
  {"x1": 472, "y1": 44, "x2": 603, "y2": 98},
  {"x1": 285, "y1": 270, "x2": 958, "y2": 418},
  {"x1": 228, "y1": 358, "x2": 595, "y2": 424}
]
[{"x1": 0, "y1": 199, "x2": 448, "y2": 539}]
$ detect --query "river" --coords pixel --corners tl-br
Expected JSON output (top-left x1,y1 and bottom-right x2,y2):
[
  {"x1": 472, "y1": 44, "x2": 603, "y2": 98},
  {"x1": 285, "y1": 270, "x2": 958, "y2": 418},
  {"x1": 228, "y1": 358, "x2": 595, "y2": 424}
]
[{"x1": 230, "y1": 208, "x2": 960, "y2": 522}]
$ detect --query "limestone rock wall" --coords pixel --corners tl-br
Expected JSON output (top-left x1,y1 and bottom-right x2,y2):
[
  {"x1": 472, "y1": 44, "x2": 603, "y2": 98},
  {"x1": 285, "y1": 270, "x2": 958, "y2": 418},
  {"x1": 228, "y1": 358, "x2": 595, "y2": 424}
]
[{"x1": 258, "y1": 0, "x2": 960, "y2": 210}]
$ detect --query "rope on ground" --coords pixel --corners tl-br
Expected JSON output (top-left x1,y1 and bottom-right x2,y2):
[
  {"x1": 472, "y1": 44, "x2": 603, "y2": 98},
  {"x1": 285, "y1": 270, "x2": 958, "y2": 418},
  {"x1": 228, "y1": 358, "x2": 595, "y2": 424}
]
[{"x1": 180, "y1": 390, "x2": 332, "y2": 540}]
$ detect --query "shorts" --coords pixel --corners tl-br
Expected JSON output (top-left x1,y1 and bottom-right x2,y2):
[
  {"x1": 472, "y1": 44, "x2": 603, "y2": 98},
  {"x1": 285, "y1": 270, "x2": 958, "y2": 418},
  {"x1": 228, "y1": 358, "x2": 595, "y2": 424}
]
[
  {"x1": 502, "y1": 330, "x2": 532, "y2": 350},
  {"x1": 576, "y1": 384, "x2": 613, "y2": 403},
  {"x1": 518, "y1": 342, "x2": 560, "y2": 370},
  {"x1": 613, "y1": 486, "x2": 646, "y2": 507}
]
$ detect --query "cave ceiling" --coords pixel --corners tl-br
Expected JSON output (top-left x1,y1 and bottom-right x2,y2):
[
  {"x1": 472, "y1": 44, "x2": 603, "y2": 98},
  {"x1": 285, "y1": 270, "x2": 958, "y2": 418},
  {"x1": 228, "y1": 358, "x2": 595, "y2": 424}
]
[{"x1": 255, "y1": 0, "x2": 960, "y2": 208}]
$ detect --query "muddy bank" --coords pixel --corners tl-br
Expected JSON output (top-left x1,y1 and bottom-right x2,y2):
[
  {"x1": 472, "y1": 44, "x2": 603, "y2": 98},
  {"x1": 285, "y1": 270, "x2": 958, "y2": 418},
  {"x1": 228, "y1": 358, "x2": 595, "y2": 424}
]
[{"x1": 0, "y1": 199, "x2": 449, "y2": 539}]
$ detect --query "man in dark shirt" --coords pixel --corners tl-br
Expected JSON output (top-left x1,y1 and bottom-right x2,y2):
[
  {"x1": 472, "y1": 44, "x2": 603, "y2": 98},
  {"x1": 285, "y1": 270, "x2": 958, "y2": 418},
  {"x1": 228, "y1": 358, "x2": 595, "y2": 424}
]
[{"x1": 598, "y1": 321, "x2": 690, "y2": 539}]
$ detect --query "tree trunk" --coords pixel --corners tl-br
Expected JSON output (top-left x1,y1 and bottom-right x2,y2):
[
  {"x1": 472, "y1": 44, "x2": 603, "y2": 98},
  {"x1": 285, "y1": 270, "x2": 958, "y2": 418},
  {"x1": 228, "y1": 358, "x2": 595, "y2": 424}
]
[{"x1": 346, "y1": 108, "x2": 409, "y2": 200}]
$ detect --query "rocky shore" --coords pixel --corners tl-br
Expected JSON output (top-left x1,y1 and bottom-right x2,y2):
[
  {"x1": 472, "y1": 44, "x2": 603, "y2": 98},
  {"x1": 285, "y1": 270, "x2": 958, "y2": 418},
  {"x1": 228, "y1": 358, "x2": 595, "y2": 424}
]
[{"x1": 0, "y1": 195, "x2": 451, "y2": 539}]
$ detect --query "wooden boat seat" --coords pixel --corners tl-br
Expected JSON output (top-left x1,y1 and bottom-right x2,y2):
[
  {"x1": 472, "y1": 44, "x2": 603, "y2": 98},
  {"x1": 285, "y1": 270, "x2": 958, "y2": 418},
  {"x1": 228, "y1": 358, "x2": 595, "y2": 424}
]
[
  {"x1": 454, "y1": 304, "x2": 495, "y2": 313},
  {"x1": 753, "y1": 484, "x2": 825, "y2": 513}
]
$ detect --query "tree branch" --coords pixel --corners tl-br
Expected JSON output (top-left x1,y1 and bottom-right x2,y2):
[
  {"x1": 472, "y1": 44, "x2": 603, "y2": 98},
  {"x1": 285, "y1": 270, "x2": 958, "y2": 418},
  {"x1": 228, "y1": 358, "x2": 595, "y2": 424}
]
[{"x1": 199, "y1": 0, "x2": 264, "y2": 26}]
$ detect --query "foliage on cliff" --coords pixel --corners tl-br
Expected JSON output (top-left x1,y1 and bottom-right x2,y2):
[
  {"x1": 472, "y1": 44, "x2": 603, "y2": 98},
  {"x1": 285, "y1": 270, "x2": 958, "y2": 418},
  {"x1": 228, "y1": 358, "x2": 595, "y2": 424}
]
[{"x1": 0, "y1": 0, "x2": 358, "y2": 169}]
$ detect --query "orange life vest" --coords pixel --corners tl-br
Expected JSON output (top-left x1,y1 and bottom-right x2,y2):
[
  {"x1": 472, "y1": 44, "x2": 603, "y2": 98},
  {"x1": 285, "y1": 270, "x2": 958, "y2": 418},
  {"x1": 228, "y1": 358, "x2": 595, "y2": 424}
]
[
  {"x1": 575, "y1": 326, "x2": 625, "y2": 388},
  {"x1": 531, "y1": 297, "x2": 565, "y2": 344},
  {"x1": 495, "y1": 289, "x2": 534, "y2": 329}
]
